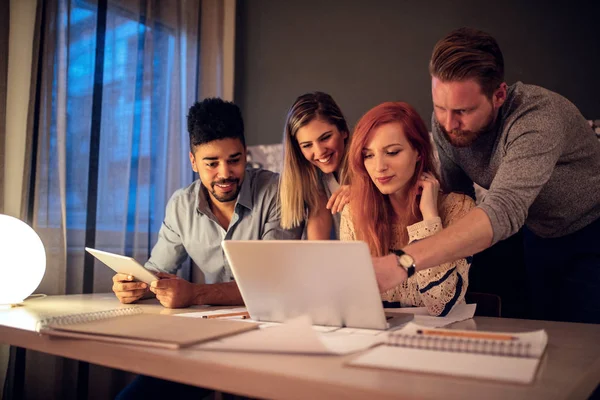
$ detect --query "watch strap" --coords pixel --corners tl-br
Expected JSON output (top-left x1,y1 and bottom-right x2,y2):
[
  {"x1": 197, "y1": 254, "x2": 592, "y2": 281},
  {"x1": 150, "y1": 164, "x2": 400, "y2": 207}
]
[{"x1": 389, "y1": 249, "x2": 416, "y2": 278}]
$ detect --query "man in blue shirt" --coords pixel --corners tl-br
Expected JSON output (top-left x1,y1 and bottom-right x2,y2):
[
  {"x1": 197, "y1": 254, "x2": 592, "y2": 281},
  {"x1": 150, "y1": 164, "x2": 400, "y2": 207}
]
[{"x1": 112, "y1": 97, "x2": 300, "y2": 308}]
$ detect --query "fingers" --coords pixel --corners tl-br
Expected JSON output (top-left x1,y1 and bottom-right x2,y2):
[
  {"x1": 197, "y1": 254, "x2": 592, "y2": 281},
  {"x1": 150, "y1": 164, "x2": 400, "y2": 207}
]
[
  {"x1": 113, "y1": 281, "x2": 146, "y2": 292},
  {"x1": 155, "y1": 296, "x2": 176, "y2": 308},
  {"x1": 149, "y1": 286, "x2": 171, "y2": 297},
  {"x1": 113, "y1": 273, "x2": 133, "y2": 283},
  {"x1": 330, "y1": 193, "x2": 348, "y2": 214},
  {"x1": 326, "y1": 186, "x2": 351, "y2": 214},
  {"x1": 418, "y1": 173, "x2": 440, "y2": 192},
  {"x1": 116, "y1": 288, "x2": 147, "y2": 299},
  {"x1": 420, "y1": 172, "x2": 439, "y2": 185},
  {"x1": 118, "y1": 296, "x2": 142, "y2": 304},
  {"x1": 326, "y1": 190, "x2": 342, "y2": 210},
  {"x1": 115, "y1": 287, "x2": 147, "y2": 303},
  {"x1": 153, "y1": 291, "x2": 180, "y2": 308},
  {"x1": 150, "y1": 277, "x2": 177, "y2": 289}
]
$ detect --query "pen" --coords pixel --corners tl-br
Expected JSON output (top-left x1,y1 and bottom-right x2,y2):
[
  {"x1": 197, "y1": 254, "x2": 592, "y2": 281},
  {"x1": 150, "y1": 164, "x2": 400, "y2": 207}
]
[
  {"x1": 202, "y1": 311, "x2": 250, "y2": 319},
  {"x1": 416, "y1": 329, "x2": 517, "y2": 341}
]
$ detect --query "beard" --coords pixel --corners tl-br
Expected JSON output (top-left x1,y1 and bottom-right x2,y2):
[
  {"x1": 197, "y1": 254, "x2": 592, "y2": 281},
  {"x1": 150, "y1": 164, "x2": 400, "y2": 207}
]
[
  {"x1": 439, "y1": 112, "x2": 496, "y2": 148},
  {"x1": 210, "y1": 178, "x2": 241, "y2": 203}
]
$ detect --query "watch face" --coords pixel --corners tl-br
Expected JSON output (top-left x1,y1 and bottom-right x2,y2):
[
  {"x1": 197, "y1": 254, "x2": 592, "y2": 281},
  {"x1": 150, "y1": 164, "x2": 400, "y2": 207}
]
[{"x1": 398, "y1": 254, "x2": 414, "y2": 268}]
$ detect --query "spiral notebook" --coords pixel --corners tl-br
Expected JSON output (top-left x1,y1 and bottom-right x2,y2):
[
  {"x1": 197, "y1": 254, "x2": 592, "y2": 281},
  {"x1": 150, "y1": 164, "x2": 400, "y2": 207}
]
[
  {"x1": 348, "y1": 322, "x2": 548, "y2": 384},
  {"x1": 37, "y1": 307, "x2": 258, "y2": 349}
]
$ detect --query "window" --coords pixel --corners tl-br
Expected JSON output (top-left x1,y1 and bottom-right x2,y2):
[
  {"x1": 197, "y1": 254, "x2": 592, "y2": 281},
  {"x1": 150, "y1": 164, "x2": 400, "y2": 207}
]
[{"x1": 37, "y1": 0, "x2": 181, "y2": 237}]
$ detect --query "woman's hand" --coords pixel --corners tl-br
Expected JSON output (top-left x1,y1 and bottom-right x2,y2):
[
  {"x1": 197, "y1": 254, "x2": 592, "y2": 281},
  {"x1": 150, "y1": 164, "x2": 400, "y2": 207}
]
[
  {"x1": 417, "y1": 172, "x2": 440, "y2": 220},
  {"x1": 326, "y1": 185, "x2": 350, "y2": 214},
  {"x1": 372, "y1": 254, "x2": 408, "y2": 292}
]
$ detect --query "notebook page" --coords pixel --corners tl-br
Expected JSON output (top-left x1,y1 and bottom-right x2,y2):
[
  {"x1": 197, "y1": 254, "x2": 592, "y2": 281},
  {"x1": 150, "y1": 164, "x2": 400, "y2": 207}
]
[
  {"x1": 348, "y1": 345, "x2": 542, "y2": 384},
  {"x1": 389, "y1": 322, "x2": 548, "y2": 358}
]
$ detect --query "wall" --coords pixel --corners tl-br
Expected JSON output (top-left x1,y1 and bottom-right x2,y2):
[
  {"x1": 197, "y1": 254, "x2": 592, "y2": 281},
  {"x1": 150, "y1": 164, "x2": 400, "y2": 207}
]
[{"x1": 235, "y1": 0, "x2": 600, "y2": 146}]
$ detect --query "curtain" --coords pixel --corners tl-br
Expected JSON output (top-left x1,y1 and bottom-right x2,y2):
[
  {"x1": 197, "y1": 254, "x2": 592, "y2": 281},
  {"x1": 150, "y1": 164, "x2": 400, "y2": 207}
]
[
  {"x1": 0, "y1": 1, "x2": 10, "y2": 396},
  {"x1": 3, "y1": 0, "x2": 235, "y2": 398},
  {"x1": 0, "y1": 0, "x2": 9, "y2": 214}
]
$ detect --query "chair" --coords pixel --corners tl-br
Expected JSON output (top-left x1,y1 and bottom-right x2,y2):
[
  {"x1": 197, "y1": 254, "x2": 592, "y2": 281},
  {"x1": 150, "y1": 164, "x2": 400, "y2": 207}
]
[{"x1": 465, "y1": 292, "x2": 502, "y2": 317}]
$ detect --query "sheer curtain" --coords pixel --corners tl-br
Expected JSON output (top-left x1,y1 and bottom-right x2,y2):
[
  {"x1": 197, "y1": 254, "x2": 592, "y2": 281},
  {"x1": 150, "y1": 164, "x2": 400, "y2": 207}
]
[{"x1": 3, "y1": 0, "x2": 234, "y2": 398}]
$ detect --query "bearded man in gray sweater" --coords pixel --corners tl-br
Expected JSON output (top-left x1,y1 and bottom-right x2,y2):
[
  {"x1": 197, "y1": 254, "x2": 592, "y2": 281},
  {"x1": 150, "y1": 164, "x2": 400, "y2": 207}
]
[{"x1": 371, "y1": 27, "x2": 600, "y2": 324}]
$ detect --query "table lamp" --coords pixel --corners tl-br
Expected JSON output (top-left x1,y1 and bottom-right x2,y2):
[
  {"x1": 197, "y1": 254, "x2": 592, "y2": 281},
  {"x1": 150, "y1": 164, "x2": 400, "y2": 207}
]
[{"x1": 0, "y1": 214, "x2": 46, "y2": 306}]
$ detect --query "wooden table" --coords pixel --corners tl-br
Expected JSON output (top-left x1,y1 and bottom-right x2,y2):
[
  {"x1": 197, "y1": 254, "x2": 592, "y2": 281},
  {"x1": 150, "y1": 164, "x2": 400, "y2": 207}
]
[{"x1": 1, "y1": 294, "x2": 599, "y2": 399}]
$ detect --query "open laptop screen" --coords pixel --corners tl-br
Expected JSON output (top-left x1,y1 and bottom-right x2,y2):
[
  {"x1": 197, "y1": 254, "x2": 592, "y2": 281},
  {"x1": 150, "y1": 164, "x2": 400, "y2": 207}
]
[{"x1": 222, "y1": 240, "x2": 390, "y2": 330}]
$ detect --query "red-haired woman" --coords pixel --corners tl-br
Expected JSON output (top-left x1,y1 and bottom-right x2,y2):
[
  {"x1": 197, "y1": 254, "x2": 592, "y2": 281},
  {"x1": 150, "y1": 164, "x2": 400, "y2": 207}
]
[{"x1": 340, "y1": 102, "x2": 475, "y2": 316}]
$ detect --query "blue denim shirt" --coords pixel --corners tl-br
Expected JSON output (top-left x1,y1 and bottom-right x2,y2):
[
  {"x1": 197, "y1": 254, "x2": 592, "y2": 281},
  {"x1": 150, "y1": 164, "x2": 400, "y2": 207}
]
[{"x1": 145, "y1": 168, "x2": 302, "y2": 283}]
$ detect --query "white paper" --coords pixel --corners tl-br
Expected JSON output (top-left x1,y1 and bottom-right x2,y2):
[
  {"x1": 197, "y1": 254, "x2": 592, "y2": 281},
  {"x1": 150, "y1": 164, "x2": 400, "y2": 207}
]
[
  {"x1": 349, "y1": 321, "x2": 547, "y2": 384},
  {"x1": 349, "y1": 345, "x2": 542, "y2": 384},
  {"x1": 196, "y1": 315, "x2": 386, "y2": 355},
  {"x1": 177, "y1": 303, "x2": 477, "y2": 330},
  {"x1": 385, "y1": 303, "x2": 477, "y2": 328}
]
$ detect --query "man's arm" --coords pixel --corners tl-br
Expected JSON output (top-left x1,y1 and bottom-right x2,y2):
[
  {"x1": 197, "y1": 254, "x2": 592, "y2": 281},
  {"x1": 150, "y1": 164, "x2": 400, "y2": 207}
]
[
  {"x1": 477, "y1": 125, "x2": 563, "y2": 244},
  {"x1": 113, "y1": 193, "x2": 188, "y2": 303},
  {"x1": 149, "y1": 274, "x2": 243, "y2": 308},
  {"x1": 372, "y1": 207, "x2": 494, "y2": 291},
  {"x1": 404, "y1": 207, "x2": 493, "y2": 272}
]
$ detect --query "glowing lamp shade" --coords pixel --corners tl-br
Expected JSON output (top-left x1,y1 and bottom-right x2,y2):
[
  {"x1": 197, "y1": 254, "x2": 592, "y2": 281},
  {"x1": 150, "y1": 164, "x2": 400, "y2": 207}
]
[{"x1": 0, "y1": 214, "x2": 46, "y2": 305}]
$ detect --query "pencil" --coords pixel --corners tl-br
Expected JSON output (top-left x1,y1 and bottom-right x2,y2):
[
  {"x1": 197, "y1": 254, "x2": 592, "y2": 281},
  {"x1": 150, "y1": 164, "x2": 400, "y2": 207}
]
[
  {"x1": 416, "y1": 329, "x2": 516, "y2": 341},
  {"x1": 202, "y1": 311, "x2": 250, "y2": 319}
]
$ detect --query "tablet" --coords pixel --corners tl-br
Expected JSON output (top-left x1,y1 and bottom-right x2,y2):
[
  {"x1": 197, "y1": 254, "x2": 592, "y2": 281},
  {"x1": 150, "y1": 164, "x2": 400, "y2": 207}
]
[{"x1": 85, "y1": 247, "x2": 158, "y2": 285}]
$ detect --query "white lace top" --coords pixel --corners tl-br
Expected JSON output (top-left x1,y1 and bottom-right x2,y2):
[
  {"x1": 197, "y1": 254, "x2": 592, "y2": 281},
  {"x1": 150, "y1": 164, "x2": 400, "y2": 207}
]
[{"x1": 340, "y1": 193, "x2": 475, "y2": 316}]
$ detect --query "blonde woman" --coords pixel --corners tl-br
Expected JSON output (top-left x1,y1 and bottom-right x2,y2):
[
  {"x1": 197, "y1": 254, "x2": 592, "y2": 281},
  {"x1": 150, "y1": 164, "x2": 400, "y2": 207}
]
[{"x1": 279, "y1": 92, "x2": 351, "y2": 239}]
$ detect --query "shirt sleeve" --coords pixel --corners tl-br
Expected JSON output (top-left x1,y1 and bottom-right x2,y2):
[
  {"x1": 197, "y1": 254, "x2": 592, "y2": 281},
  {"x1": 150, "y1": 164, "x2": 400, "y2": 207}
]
[
  {"x1": 145, "y1": 192, "x2": 189, "y2": 274},
  {"x1": 478, "y1": 111, "x2": 566, "y2": 244},
  {"x1": 382, "y1": 194, "x2": 475, "y2": 316},
  {"x1": 261, "y1": 173, "x2": 303, "y2": 240},
  {"x1": 339, "y1": 206, "x2": 356, "y2": 241}
]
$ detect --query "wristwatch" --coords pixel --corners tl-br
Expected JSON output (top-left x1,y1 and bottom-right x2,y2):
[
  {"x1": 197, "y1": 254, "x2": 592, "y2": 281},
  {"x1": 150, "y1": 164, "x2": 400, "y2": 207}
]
[{"x1": 390, "y1": 249, "x2": 416, "y2": 278}]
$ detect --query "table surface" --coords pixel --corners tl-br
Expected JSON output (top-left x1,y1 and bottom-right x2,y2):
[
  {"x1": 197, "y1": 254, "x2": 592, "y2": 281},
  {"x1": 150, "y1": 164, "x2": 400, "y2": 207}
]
[{"x1": 1, "y1": 294, "x2": 599, "y2": 400}]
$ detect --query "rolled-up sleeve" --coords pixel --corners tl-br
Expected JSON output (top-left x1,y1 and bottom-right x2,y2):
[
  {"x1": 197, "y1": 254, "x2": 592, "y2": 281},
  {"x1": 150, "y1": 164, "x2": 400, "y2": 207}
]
[{"x1": 145, "y1": 192, "x2": 189, "y2": 274}]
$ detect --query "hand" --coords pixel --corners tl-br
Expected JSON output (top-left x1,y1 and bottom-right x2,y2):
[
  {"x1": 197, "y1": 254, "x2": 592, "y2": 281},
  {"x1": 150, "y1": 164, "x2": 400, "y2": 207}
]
[
  {"x1": 326, "y1": 185, "x2": 350, "y2": 214},
  {"x1": 417, "y1": 172, "x2": 440, "y2": 220},
  {"x1": 149, "y1": 272, "x2": 197, "y2": 308},
  {"x1": 112, "y1": 273, "x2": 149, "y2": 304},
  {"x1": 372, "y1": 254, "x2": 408, "y2": 292}
]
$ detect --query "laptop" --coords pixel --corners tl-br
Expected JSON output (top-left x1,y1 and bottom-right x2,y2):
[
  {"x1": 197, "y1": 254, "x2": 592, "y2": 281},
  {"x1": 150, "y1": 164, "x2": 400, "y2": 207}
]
[{"x1": 221, "y1": 240, "x2": 410, "y2": 330}]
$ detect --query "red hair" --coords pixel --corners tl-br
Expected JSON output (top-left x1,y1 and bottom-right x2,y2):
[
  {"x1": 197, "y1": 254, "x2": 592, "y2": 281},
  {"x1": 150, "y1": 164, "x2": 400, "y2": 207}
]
[{"x1": 348, "y1": 102, "x2": 440, "y2": 256}]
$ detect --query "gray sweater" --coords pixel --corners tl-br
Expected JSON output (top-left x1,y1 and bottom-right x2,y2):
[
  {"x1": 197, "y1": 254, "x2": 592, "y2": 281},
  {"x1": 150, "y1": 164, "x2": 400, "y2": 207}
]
[{"x1": 432, "y1": 82, "x2": 600, "y2": 244}]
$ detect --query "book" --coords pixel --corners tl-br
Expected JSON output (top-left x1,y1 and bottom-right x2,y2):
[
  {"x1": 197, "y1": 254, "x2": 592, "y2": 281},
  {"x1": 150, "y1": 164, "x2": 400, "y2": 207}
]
[
  {"x1": 36, "y1": 306, "x2": 259, "y2": 349},
  {"x1": 347, "y1": 322, "x2": 548, "y2": 384}
]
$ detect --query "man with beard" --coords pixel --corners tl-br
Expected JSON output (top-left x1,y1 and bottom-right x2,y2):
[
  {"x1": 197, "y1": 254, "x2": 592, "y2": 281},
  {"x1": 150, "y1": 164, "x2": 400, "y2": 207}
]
[
  {"x1": 372, "y1": 27, "x2": 600, "y2": 324},
  {"x1": 112, "y1": 98, "x2": 301, "y2": 309}
]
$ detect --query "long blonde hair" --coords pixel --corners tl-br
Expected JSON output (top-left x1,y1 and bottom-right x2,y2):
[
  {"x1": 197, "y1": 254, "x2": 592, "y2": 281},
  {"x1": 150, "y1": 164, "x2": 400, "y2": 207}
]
[{"x1": 279, "y1": 92, "x2": 350, "y2": 229}]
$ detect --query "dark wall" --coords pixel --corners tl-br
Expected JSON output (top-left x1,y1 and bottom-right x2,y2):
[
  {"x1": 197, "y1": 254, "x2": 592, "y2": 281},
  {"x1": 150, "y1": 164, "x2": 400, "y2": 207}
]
[{"x1": 235, "y1": 0, "x2": 600, "y2": 146}]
